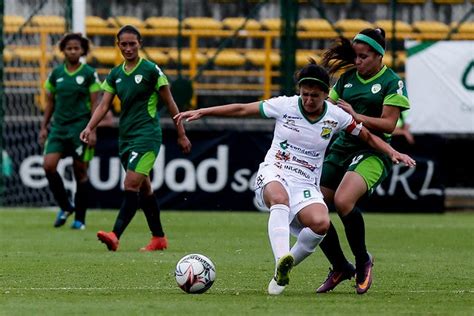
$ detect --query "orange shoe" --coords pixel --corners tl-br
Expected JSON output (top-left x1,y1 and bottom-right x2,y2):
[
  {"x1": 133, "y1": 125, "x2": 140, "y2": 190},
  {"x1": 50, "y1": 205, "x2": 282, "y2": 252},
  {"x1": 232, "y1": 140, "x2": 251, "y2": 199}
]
[
  {"x1": 140, "y1": 236, "x2": 168, "y2": 251},
  {"x1": 97, "y1": 231, "x2": 119, "y2": 251}
]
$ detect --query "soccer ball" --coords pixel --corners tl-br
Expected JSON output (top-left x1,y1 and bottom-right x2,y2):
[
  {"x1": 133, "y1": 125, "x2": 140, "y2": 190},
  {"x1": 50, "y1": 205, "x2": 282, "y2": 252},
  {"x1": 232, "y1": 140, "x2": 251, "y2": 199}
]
[{"x1": 175, "y1": 253, "x2": 216, "y2": 294}]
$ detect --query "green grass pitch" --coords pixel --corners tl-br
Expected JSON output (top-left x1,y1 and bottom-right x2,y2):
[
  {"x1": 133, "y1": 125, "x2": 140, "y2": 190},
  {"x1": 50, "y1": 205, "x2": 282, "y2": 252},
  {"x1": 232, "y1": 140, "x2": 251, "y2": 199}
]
[{"x1": 1, "y1": 208, "x2": 473, "y2": 315}]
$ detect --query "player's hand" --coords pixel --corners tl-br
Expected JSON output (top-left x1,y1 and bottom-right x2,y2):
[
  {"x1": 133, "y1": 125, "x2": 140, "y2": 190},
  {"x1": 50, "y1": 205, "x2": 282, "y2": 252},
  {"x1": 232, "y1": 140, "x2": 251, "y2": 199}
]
[
  {"x1": 173, "y1": 110, "x2": 203, "y2": 126},
  {"x1": 80, "y1": 127, "x2": 92, "y2": 144},
  {"x1": 391, "y1": 151, "x2": 416, "y2": 167},
  {"x1": 177, "y1": 135, "x2": 192, "y2": 154},
  {"x1": 39, "y1": 127, "x2": 48, "y2": 147},
  {"x1": 337, "y1": 99, "x2": 357, "y2": 118}
]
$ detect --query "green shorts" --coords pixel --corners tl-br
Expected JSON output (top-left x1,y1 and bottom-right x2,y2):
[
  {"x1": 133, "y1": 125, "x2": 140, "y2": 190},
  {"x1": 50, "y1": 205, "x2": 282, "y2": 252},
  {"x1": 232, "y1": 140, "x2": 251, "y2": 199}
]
[
  {"x1": 321, "y1": 150, "x2": 392, "y2": 196},
  {"x1": 43, "y1": 133, "x2": 94, "y2": 162},
  {"x1": 119, "y1": 139, "x2": 161, "y2": 176}
]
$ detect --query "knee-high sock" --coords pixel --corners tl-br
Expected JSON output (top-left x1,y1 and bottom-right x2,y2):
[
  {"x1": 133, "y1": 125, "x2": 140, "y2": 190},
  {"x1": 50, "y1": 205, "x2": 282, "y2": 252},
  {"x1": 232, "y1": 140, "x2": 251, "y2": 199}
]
[
  {"x1": 46, "y1": 172, "x2": 74, "y2": 213},
  {"x1": 341, "y1": 208, "x2": 369, "y2": 267},
  {"x1": 74, "y1": 180, "x2": 89, "y2": 223},
  {"x1": 268, "y1": 204, "x2": 290, "y2": 263},
  {"x1": 140, "y1": 193, "x2": 165, "y2": 237},
  {"x1": 112, "y1": 190, "x2": 139, "y2": 239},
  {"x1": 319, "y1": 222, "x2": 351, "y2": 270},
  {"x1": 290, "y1": 227, "x2": 325, "y2": 266}
]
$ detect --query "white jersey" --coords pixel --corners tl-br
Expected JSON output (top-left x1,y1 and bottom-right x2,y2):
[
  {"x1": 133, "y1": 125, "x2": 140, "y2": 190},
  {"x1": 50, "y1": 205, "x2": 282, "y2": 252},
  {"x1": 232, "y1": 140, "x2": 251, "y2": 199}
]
[{"x1": 259, "y1": 95, "x2": 360, "y2": 186}]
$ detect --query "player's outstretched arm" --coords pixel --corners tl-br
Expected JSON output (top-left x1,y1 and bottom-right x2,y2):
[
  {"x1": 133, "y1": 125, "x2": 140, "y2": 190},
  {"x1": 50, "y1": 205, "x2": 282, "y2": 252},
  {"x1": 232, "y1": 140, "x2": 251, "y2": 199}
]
[
  {"x1": 173, "y1": 101, "x2": 261, "y2": 126},
  {"x1": 359, "y1": 127, "x2": 416, "y2": 167},
  {"x1": 80, "y1": 92, "x2": 114, "y2": 144}
]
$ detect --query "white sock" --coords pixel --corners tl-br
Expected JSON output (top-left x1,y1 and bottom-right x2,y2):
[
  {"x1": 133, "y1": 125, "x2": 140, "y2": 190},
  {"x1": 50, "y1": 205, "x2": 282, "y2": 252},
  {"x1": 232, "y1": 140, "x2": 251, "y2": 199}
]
[
  {"x1": 290, "y1": 227, "x2": 325, "y2": 266},
  {"x1": 268, "y1": 204, "x2": 290, "y2": 263}
]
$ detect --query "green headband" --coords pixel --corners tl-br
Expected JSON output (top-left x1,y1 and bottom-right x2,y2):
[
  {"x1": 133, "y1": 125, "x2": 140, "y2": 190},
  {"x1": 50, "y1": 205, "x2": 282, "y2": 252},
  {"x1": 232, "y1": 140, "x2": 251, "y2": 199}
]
[
  {"x1": 297, "y1": 77, "x2": 329, "y2": 91},
  {"x1": 353, "y1": 33, "x2": 385, "y2": 56}
]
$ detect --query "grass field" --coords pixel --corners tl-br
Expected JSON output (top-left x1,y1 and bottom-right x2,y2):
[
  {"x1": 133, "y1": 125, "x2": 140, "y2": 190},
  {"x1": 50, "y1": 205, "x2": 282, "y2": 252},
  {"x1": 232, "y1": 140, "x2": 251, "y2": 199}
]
[{"x1": 1, "y1": 208, "x2": 473, "y2": 315}]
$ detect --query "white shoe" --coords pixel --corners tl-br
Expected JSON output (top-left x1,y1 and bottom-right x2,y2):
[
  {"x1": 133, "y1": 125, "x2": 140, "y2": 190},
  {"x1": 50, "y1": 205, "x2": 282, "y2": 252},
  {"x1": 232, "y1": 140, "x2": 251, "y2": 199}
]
[{"x1": 268, "y1": 277, "x2": 285, "y2": 295}]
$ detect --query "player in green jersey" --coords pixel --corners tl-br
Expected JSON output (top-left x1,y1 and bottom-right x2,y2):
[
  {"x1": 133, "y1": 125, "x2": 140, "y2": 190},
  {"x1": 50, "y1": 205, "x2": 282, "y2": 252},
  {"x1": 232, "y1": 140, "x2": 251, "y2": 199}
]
[
  {"x1": 80, "y1": 25, "x2": 191, "y2": 252},
  {"x1": 316, "y1": 28, "x2": 410, "y2": 294},
  {"x1": 40, "y1": 33, "x2": 101, "y2": 230}
]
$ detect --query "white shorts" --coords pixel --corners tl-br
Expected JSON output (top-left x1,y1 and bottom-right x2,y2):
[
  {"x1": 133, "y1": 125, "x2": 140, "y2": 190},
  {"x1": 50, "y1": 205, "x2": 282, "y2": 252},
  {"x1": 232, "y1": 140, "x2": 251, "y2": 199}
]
[{"x1": 254, "y1": 163, "x2": 326, "y2": 235}]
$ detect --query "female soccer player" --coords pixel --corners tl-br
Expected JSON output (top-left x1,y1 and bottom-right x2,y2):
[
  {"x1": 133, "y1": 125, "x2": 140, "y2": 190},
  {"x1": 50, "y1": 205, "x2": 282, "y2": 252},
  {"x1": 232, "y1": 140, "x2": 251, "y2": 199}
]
[
  {"x1": 40, "y1": 33, "x2": 101, "y2": 230},
  {"x1": 174, "y1": 59, "x2": 415, "y2": 295},
  {"x1": 80, "y1": 25, "x2": 191, "y2": 251},
  {"x1": 316, "y1": 28, "x2": 410, "y2": 294}
]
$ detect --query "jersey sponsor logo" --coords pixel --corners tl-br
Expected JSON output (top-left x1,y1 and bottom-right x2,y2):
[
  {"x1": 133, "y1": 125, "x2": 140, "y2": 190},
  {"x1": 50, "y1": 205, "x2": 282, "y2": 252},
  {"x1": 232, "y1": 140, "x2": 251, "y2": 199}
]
[
  {"x1": 134, "y1": 74, "x2": 143, "y2": 84},
  {"x1": 56, "y1": 77, "x2": 64, "y2": 83},
  {"x1": 273, "y1": 162, "x2": 283, "y2": 169},
  {"x1": 291, "y1": 156, "x2": 316, "y2": 171},
  {"x1": 275, "y1": 150, "x2": 290, "y2": 161},
  {"x1": 283, "y1": 114, "x2": 302, "y2": 120},
  {"x1": 280, "y1": 140, "x2": 319, "y2": 157},
  {"x1": 323, "y1": 119, "x2": 338, "y2": 128},
  {"x1": 115, "y1": 78, "x2": 122, "y2": 83},
  {"x1": 75, "y1": 76, "x2": 84, "y2": 85},
  {"x1": 283, "y1": 165, "x2": 311, "y2": 179},
  {"x1": 344, "y1": 83, "x2": 353, "y2": 88},
  {"x1": 321, "y1": 127, "x2": 332, "y2": 140},
  {"x1": 282, "y1": 119, "x2": 300, "y2": 132},
  {"x1": 371, "y1": 83, "x2": 382, "y2": 94}
]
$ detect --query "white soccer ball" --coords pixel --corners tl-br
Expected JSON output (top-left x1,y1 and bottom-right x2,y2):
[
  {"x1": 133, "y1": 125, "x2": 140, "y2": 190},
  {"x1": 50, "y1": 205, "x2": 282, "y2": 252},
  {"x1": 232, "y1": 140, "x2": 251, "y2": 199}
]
[{"x1": 175, "y1": 253, "x2": 216, "y2": 294}]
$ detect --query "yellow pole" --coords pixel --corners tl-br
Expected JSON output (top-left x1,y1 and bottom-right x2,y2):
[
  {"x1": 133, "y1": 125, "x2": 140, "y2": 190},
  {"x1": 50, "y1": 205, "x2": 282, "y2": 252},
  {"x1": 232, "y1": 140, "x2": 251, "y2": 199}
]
[
  {"x1": 39, "y1": 30, "x2": 48, "y2": 111},
  {"x1": 189, "y1": 33, "x2": 198, "y2": 108},
  {"x1": 263, "y1": 34, "x2": 272, "y2": 100}
]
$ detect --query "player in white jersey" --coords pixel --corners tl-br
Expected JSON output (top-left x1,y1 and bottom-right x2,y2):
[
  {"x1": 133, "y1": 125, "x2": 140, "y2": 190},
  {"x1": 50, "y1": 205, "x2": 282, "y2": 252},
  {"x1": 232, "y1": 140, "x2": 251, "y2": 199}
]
[{"x1": 174, "y1": 59, "x2": 415, "y2": 295}]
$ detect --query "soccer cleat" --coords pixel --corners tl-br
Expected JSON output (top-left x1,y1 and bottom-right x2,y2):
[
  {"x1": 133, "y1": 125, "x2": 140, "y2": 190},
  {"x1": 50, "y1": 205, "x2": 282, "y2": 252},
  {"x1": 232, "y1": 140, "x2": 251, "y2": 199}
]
[
  {"x1": 356, "y1": 253, "x2": 374, "y2": 294},
  {"x1": 53, "y1": 210, "x2": 72, "y2": 228},
  {"x1": 275, "y1": 253, "x2": 295, "y2": 286},
  {"x1": 268, "y1": 277, "x2": 286, "y2": 295},
  {"x1": 70, "y1": 220, "x2": 85, "y2": 230},
  {"x1": 139, "y1": 236, "x2": 168, "y2": 251},
  {"x1": 97, "y1": 231, "x2": 119, "y2": 251},
  {"x1": 316, "y1": 263, "x2": 356, "y2": 293}
]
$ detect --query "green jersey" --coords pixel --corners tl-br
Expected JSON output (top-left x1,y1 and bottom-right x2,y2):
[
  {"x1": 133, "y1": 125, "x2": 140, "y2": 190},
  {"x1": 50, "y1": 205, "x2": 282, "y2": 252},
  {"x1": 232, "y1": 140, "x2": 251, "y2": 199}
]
[
  {"x1": 328, "y1": 65, "x2": 410, "y2": 152},
  {"x1": 44, "y1": 63, "x2": 101, "y2": 135},
  {"x1": 101, "y1": 58, "x2": 169, "y2": 149}
]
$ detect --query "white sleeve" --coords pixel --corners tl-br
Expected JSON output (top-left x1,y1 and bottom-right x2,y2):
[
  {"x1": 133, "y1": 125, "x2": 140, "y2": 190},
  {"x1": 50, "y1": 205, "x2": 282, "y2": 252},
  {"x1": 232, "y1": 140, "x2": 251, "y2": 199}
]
[{"x1": 260, "y1": 96, "x2": 290, "y2": 119}]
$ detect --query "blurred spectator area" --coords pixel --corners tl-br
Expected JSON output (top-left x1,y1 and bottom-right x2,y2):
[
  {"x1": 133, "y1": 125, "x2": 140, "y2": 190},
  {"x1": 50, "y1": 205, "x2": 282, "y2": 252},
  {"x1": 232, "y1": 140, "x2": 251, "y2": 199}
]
[{"x1": 3, "y1": 3, "x2": 473, "y2": 106}]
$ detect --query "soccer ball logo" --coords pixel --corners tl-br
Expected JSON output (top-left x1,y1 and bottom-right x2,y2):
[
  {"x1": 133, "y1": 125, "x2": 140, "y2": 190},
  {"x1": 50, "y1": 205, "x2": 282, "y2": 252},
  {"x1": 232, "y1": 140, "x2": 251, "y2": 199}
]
[{"x1": 175, "y1": 254, "x2": 216, "y2": 294}]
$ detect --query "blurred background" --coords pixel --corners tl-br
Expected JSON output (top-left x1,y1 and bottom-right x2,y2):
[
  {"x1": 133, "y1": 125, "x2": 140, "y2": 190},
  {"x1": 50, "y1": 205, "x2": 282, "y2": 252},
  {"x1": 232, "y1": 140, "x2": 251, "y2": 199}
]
[{"x1": 1, "y1": 0, "x2": 473, "y2": 212}]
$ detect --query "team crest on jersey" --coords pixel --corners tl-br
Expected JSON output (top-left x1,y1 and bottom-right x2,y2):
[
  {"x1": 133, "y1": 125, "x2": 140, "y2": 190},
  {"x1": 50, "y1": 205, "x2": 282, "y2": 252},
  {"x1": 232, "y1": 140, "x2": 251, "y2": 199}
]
[
  {"x1": 134, "y1": 74, "x2": 143, "y2": 84},
  {"x1": 75, "y1": 76, "x2": 84, "y2": 85},
  {"x1": 321, "y1": 127, "x2": 332, "y2": 139},
  {"x1": 371, "y1": 83, "x2": 382, "y2": 94}
]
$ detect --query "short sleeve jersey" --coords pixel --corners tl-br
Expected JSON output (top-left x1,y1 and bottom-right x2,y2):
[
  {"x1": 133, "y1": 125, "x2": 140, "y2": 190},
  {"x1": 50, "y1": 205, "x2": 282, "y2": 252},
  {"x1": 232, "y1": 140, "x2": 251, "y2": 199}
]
[
  {"x1": 328, "y1": 65, "x2": 409, "y2": 152},
  {"x1": 102, "y1": 58, "x2": 169, "y2": 144},
  {"x1": 259, "y1": 95, "x2": 359, "y2": 186},
  {"x1": 44, "y1": 63, "x2": 101, "y2": 133}
]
